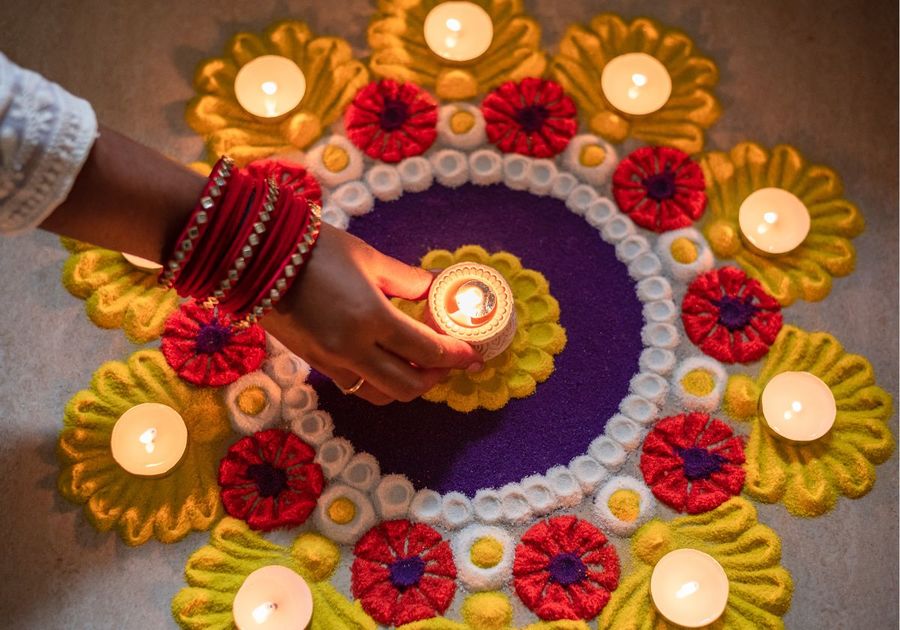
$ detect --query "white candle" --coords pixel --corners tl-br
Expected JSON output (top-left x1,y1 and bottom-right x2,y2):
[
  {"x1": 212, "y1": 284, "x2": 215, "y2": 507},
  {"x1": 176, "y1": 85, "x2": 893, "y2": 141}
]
[
  {"x1": 234, "y1": 56, "x2": 306, "y2": 118},
  {"x1": 122, "y1": 252, "x2": 163, "y2": 273},
  {"x1": 423, "y1": 1, "x2": 494, "y2": 62},
  {"x1": 760, "y1": 371, "x2": 836, "y2": 442},
  {"x1": 650, "y1": 548, "x2": 729, "y2": 628},
  {"x1": 428, "y1": 263, "x2": 515, "y2": 361},
  {"x1": 233, "y1": 565, "x2": 313, "y2": 630},
  {"x1": 738, "y1": 187, "x2": 811, "y2": 254},
  {"x1": 110, "y1": 403, "x2": 188, "y2": 476},
  {"x1": 600, "y1": 53, "x2": 672, "y2": 116}
]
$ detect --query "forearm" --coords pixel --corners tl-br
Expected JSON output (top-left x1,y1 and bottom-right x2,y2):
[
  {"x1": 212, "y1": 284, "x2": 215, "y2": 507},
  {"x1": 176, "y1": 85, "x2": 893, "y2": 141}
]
[{"x1": 39, "y1": 125, "x2": 206, "y2": 263}]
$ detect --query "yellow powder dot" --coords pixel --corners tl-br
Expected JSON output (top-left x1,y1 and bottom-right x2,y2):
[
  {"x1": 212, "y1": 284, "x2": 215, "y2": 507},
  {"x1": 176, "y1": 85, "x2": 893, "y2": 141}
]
[
  {"x1": 322, "y1": 144, "x2": 350, "y2": 173},
  {"x1": 450, "y1": 110, "x2": 476, "y2": 135},
  {"x1": 608, "y1": 489, "x2": 641, "y2": 522},
  {"x1": 236, "y1": 386, "x2": 268, "y2": 416},
  {"x1": 670, "y1": 237, "x2": 699, "y2": 264},
  {"x1": 579, "y1": 144, "x2": 607, "y2": 167},
  {"x1": 327, "y1": 497, "x2": 357, "y2": 524},
  {"x1": 470, "y1": 536, "x2": 505, "y2": 569},
  {"x1": 681, "y1": 369, "x2": 717, "y2": 397}
]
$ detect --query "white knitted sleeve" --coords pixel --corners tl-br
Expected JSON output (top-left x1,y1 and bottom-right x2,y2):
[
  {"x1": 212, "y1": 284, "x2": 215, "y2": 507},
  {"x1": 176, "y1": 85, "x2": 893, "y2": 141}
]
[{"x1": 0, "y1": 52, "x2": 98, "y2": 235}]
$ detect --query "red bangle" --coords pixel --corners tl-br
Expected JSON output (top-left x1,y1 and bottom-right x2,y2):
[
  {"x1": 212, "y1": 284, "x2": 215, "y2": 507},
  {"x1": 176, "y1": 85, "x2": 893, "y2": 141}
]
[
  {"x1": 241, "y1": 199, "x2": 322, "y2": 323},
  {"x1": 176, "y1": 169, "x2": 259, "y2": 298},
  {"x1": 212, "y1": 177, "x2": 280, "y2": 301},
  {"x1": 159, "y1": 156, "x2": 234, "y2": 288}
]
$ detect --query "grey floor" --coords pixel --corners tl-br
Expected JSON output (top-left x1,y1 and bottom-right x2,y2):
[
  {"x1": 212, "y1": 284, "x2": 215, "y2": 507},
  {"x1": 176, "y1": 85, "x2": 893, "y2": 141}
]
[{"x1": 0, "y1": 1, "x2": 897, "y2": 629}]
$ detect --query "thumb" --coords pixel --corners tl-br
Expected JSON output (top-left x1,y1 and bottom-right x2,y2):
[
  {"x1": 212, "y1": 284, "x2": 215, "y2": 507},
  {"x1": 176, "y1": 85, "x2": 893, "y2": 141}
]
[{"x1": 373, "y1": 251, "x2": 434, "y2": 300}]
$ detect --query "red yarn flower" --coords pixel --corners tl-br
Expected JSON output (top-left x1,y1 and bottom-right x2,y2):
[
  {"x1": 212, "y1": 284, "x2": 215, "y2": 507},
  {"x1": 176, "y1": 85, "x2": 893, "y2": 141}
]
[
  {"x1": 513, "y1": 516, "x2": 620, "y2": 621},
  {"x1": 344, "y1": 79, "x2": 438, "y2": 163},
  {"x1": 481, "y1": 78, "x2": 577, "y2": 157},
  {"x1": 682, "y1": 266, "x2": 783, "y2": 363},
  {"x1": 161, "y1": 300, "x2": 266, "y2": 387},
  {"x1": 640, "y1": 413, "x2": 745, "y2": 514},
  {"x1": 218, "y1": 429, "x2": 324, "y2": 531},
  {"x1": 612, "y1": 145, "x2": 707, "y2": 232},
  {"x1": 246, "y1": 159, "x2": 322, "y2": 205},
  {"x1": 351, "y1": 520, "x2": 457, "y2": 626}
]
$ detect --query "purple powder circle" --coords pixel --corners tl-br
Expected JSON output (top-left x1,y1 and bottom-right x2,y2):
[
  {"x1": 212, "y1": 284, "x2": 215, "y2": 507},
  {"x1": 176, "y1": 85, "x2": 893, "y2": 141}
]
[{"x1": 310, "y1": 183, "x2": 643, "y2": 495}]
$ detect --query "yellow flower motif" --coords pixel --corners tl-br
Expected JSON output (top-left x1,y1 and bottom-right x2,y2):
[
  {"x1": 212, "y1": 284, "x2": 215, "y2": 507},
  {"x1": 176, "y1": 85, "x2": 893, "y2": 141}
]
[
  {"x1": 724, "y1": 326, "x2": 894, "y2": 517},
  {"x1": 186, "y1": 20, "x2": 369, "y2": 165},
  {"x1": 368, "y1": 0, "x2": 546, "y2": 101},
  {"x1": 699, "y1": 142, "x2": 865, "y2": 305},
  {"x1": 60, "y1": 237, "x2": 180, "y2": 344},
  {"x1": 600, "y1": 498, "x2": 794, "y2": 630},
  {"x1": 57, "y1": 350, "x2": 233, "y2": 546},
  {"x1": 172, "y1": 518, "x2": 377, "y2": 630},
  {"x1": 394, "y1": 246, "x2": 566, "y2": 412},
  {"x1": 550, "y1": 13, "x2": 721, "y2": 154}
]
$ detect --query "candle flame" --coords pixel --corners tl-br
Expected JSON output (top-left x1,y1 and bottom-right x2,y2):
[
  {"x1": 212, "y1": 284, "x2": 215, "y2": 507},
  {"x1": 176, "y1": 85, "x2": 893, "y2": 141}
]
[
  {"x1": 261, "y1": 81, "x2": 278, "y2": 95},
  {"x1": 455, "y1": 285, "x2": 486, "y2": 319},
  {"x1": 446, "y1": 17, "x2": 462, "y2": 32},
  {"x1": 251, "y1": 601, "x2": 278, "y2": 624},
  {"x1": 675, "y1": 580, "x2": 700, "y2": 600},
  {"x1": 763, "y1": 211, "x2": 778, "y2": 224},
  {"x1": 791, "y1": 400, "x2": 803, "y2": 413},
  {"x1": 139, "y1": 427, "x2": 157, "y2": 454},
  {"x1": 631, "y1": 72, "x2": 648, "y2": 87}
]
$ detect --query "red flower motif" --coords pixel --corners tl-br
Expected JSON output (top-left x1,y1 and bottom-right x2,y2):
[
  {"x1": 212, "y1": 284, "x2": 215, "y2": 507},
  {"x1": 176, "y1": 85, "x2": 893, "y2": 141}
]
[
  {"x1": 682, "y1": 266, "x2": 783, "y2": 363},
  {"x1": 218, "y1": 429, "x2": 324, "y2": 531},
  {"x1": 351, "y1": 520, "x2": 457, "y2": 626},
  {"x1": 612, "y1": 146, "x2": 707, "y2": 232},
  {"x1": 161, "y1": 300, "x2": 266, "y2": 387},
  {"x1": 482, "y1": 78, "x2": 577, "y2": 157},
  {"x1": 640, "y1": 413, "x2": 745, "y2": 514},
  {"x1": 513, "y1": 516, "x2": 620, "y2": 620},
  {"x1": 246, "y1": 159, "x2": 322, "y2": 205},
  {"x1": 344, "y1": 79, "x2": 438, "y2": 163}
]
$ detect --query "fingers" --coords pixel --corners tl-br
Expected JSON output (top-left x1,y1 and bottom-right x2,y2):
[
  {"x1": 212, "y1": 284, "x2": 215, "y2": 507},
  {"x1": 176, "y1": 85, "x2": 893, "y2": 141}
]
[
  {"x1": 310, "y1": 360, "x2": 393, "y2": 406},
  {"x1": 380, "y1": 306, "x2": 483, "y2": 370},
  {"x1": 357, "y1": 347, "x2": 449, "y2": 403},
  {"x1": 372, "y1": 251, "x2": 434, "y2": 300}
]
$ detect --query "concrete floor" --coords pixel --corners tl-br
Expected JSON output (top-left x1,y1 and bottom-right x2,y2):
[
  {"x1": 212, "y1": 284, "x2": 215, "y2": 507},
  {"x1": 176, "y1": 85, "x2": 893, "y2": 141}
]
[{"x1": 0, "y1": 1, "x2": 896, "y2": 628}]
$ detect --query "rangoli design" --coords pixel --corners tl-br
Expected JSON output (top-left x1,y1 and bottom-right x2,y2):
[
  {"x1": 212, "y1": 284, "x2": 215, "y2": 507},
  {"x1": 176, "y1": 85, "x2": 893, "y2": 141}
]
[{"x1": 52, "y1": 6, "x2": 893, "y2": 629}]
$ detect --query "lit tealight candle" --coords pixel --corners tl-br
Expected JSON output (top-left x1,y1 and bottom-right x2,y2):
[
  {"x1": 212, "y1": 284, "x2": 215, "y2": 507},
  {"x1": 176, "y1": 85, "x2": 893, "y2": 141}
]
[
  {"x1": 110, "y1": 403, "x2": 188, "y2": 477},
  {"x1": 428, "y1": 262, "x2": 515, "y2": 361},
  {"x1": 760, "y1": 371, "x2": 836, "y2": 442},
  {"x1": 738, "y1": 187, "x2": 811, "y2": 254},
  {"x1": 600, "y1": 52, "x2": 672, "y2": 116},
  {"x1": 423, "y1": 1, "x2": 494, "y2": 62},
  {"x1": 233, "y1": 565, "x2": 313, "y2": 630},
  {"x1": 121, "y1": 252, "x2": 163, "y2": 273},
  {"x1": 650, "y1": 548, "x2": 729, "y2": 628},
  {"x1": 234, "y1": 55, "x2": 307, "y2": 119}
]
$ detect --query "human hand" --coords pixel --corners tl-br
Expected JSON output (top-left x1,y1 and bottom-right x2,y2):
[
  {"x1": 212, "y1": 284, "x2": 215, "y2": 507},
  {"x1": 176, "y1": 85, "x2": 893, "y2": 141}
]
[{"x1": 262, "y1": 224, "x2": 483, "y2": 405}]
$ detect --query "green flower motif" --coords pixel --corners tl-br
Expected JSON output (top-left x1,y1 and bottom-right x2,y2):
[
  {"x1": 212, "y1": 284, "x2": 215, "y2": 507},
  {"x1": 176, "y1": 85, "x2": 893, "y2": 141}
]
[
  {"x1": 172, "y1": 518, "x2": 376, "y2": 630},
  {"x1": 60, "y1": 237, "x2": 180, "y2": 343},
  {"x1": 600, "y1": 498, "x2": 793, "y2": 629},
  {"x1": 57, "y1": 350, "x2": 233, "y2": 546},
  {"x1": 725, "y1": 325, "x2": 894, "y2": 517}
]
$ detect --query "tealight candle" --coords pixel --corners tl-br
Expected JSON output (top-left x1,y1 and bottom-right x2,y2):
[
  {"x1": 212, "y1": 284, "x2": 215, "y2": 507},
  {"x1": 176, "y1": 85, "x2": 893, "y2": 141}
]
[
  {"x1": 234, "y1": 55, "x2": 306, "y2": 119},
  {"x1": 738, "y1": 187, "x2": 811, "y2": 254},
  {"x1": 110, "y1": 403, "x2": 188, "y2": 477},
  {"x1": 423, "y1": 1, "x2": 494, "y2": 62},
  {"x1": 600, "y1": 52, "x2": 672, "y2": 116},
  {"x1": 760, "y1": 371, "x2": 836, "y2": 442},
  {"x1": 428, "y1": 262, "x2": 515, "y2": 361},
  {"x1": 122, "y1": 252, "x2": 163, "y2": 273},
  {"x1": 233, "y1": 565, "x2": 313, "y2": 630},
  {"x1": 650, "y1": 548, "x2": 729, "y2": 628}
]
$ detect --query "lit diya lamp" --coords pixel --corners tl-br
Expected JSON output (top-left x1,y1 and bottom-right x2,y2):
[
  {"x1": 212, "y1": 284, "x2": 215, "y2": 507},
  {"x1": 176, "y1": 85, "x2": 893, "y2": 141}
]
[{"x1": 427, "y1": 262, "x2": 516, "y2": 361}]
